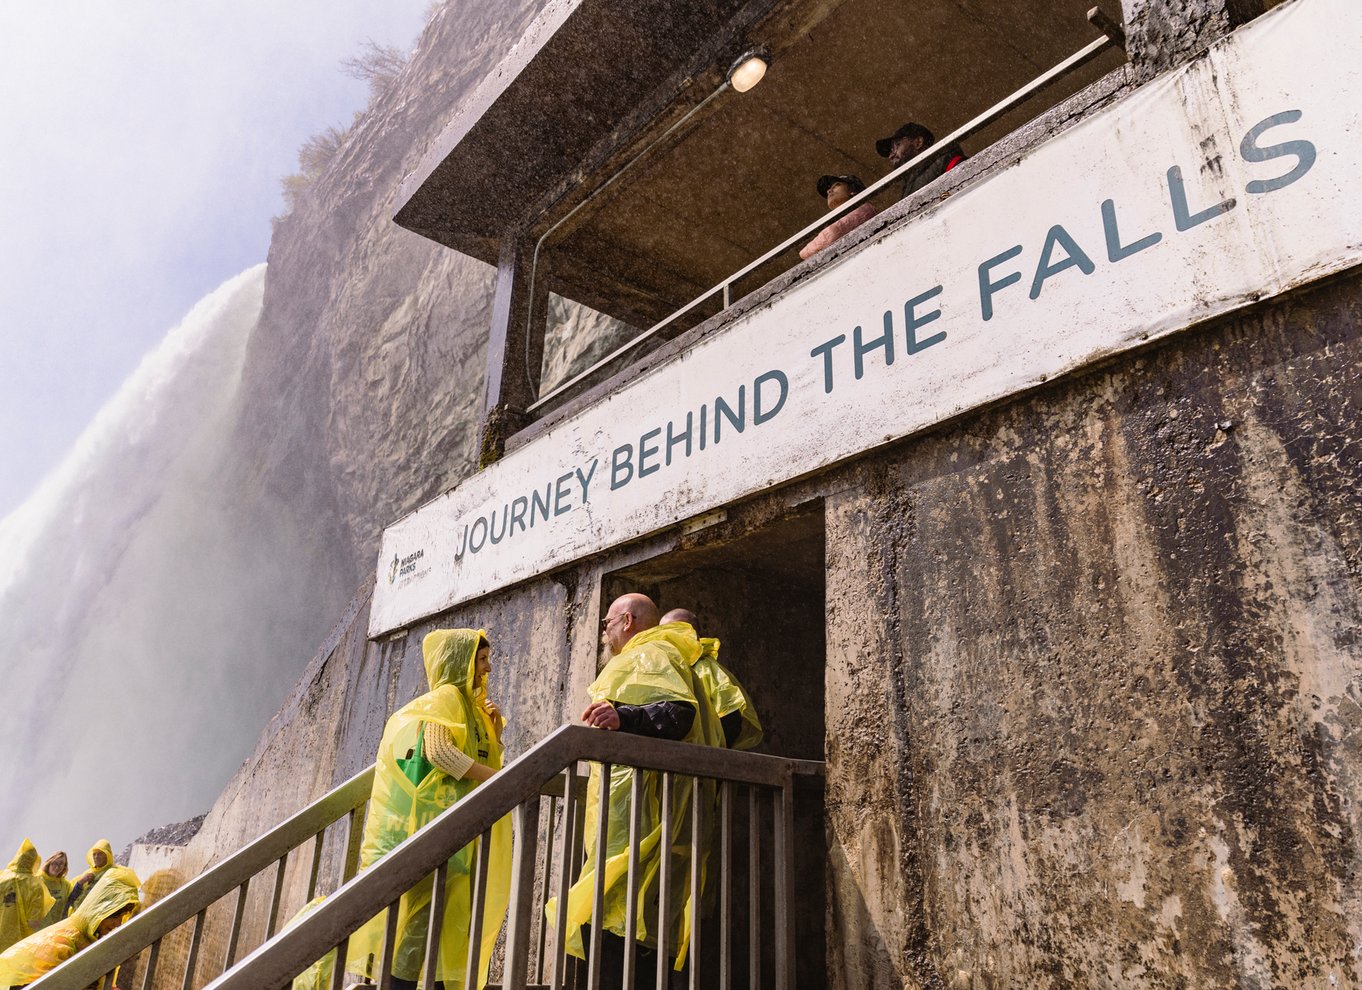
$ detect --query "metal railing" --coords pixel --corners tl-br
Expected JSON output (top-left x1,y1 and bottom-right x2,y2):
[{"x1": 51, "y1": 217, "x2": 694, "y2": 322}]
[
  {"x1": 524, "y1": 7, "x2": 1127, "y2": 415},
  {"x1": 187, "y1": 724, "x2": 822, "y2": 990},
  {"x1": 28, "y1": 764, "x2": 376, "y2": 990}
]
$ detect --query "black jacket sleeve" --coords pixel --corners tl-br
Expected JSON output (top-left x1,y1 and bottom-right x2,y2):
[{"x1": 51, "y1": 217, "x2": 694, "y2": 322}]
[{"x1": 613, "y1": 700, "x2": 696, "y2": 741}]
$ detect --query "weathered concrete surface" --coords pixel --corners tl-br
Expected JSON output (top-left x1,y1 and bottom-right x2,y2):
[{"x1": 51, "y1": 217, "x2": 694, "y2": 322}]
[
  {"x1": 826, "y1": 268, "x2": 1362, "y2": 988},
  {"x1": 1120, "y1": 0, "x2": 1264, "y2": 78}
]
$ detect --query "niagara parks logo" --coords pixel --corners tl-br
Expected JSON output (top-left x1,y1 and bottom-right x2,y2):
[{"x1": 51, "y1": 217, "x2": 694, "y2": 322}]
[{"x1": 390, "y1": 548, "x2": 426, "y2": 585}]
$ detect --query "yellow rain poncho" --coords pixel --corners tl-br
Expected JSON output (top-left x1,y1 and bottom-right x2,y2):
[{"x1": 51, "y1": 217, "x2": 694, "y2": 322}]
[
  {"x1": 0, "y1": 841, "x2": 55, "y2": 954},
  {"x1": 66, "y1": 840, "x2": 114, "y2": 915},
  {"x1": 37, "y1": 873, "x2": 70, "y2": 930},
  {"x1": 348, "y1": 629, "x2": 511, "y2": 988},
  {"x1": 693, "y1": 637, "x2": 763, "y2": 751},
  {"x1": 551, "y1": 623, "x2": 723, "y2": 968},
  {"x1": 286, "y1": 897, "x2": 336, "y2": 990},
  {"x1": 0, "y1": 865, "x2": 140, "y2": 988}
]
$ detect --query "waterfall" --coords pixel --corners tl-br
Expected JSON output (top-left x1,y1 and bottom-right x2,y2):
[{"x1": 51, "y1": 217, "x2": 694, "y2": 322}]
[{"x1": 0, "y1": 265, "x2": 322, "y2": 859}]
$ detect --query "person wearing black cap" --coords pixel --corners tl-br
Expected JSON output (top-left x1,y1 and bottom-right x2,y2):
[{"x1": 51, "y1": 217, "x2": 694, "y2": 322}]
[
  {"x1": 876, "y1": 122, "x2": 966, "y2": 200},
  {"x1": 799, "y1": 173, "x2": 880, "y2": 260}
]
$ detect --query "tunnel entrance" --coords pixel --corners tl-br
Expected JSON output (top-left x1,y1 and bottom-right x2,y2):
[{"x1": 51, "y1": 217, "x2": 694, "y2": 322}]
[{"x1": 602, "y1": 500, "x2": 827, "y2": 984}]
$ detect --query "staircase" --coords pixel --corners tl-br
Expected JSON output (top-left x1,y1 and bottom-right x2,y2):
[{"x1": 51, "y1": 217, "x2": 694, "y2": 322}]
[{"x1": 28, "y1": 725, "x2": 822, "y2": 990}]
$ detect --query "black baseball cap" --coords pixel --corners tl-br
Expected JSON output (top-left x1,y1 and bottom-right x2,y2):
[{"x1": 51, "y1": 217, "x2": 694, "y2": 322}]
[
  {"x1": 875, "y1": 122, "x2": 935, "y2": 158},
  {"x1": 816, "y1": 174, "x2": 866, "y2": 198}
]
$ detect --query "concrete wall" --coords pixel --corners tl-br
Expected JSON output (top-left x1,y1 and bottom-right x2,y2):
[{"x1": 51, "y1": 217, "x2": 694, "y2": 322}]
[{"x1": 824, "y1": 268, "x2": 1362, "y2": 988}]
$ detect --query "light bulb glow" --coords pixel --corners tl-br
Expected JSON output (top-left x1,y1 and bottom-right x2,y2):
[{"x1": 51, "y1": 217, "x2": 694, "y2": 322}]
[{"x1": 728, "y1": 54, "x2": 768, "y2": 93}]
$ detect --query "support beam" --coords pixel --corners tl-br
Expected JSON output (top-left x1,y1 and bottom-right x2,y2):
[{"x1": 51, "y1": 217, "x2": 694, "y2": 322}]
[{"x1": 480, "y1": 232, "x2": 546, "y2": 466}]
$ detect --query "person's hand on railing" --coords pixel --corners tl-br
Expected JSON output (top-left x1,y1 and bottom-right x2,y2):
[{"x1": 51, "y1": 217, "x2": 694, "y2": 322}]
[{"x1": 581, "y1": 700, "x2": 621, "y2": 730}]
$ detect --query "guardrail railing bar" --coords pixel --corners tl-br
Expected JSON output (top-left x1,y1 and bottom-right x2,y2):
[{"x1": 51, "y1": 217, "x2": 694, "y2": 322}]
[
  {"x1": 28, "y1": 764, "x2": 376, "y2": 990},
  {"x1": 138, "y1": 938, "x2": 161, "y2": 990},
  {"x1": 180, "y1": 908, "x2": 206, "y2": 990},
  {"x1": 465, "y1": 827, "x2": 493, "y2": 988},
  {"x1": 587, "y1": 761, "x2": 612, "y2": 989},
  {"x1": 550, "y1": 765, "x2": 577, "y2": 990},
  {"x1": 774, "y1": 777, "x2": 796, "y2": 990},
  {"x1": 377, "y1": 896, "x2": 400, "y2": 990},
  {"x1": 719, "y1": 780, "x2": 732, "y2": 990},
  {"x1": 622, "y1": 770, "x2": 643, "y2": 988},
  {"x1": 422, "y1": 862, "x2": 449, "y2": 990},
  {"x1": 525, "y1": 27, "x2": 1120, "y2": 414},
  {"x1": 327, "y1": 924, "x2": 349, "y2": 990},
  {"x1": 504, "y1": 796, "x2": 542, "y2": 989},
  {"x1": 749, "y1": 785, "x2": 761, "y2": 990},
  {"x1": 656, "y1": 772, "x2": 674, "y2": 989},
  {"x1": 534, "y1": 793, "x2": 556, "y2": 982},
  {"x1": 689, "y1": 774, "x2": 703, "y2": 990},
  {"x1": 224, "y1": 878, "x2": 250, "y2": 970},
  {"x1": 199, "y1": 726, "x2": 823, "y2": 990},
  {"x1": 305, "y1": 828, "x2": 325, "y2": 902},
  {"x1": 265, "y1": 855, "x2": 288, "y2": 939}
]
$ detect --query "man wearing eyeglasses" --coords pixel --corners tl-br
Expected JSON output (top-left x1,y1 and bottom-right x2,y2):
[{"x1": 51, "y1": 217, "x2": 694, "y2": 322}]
[{"x1": 553, "y1": 592, "x2": 722, "y2": 987}]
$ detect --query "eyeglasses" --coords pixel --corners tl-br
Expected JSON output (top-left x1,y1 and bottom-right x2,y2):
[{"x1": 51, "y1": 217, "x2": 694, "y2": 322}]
[{"x1": 600, "y1": 613, "x2": 626, "y2": 632}]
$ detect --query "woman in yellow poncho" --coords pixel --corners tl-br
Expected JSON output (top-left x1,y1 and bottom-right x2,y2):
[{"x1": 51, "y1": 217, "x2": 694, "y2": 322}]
[
  {"x1": 36, "y1": 853, "x2": 70, "y2": 931},
  {"x1": 0, "y1": 865, "x2": 140, "y2": 989},
  {"x1": 65, "y1": 840, "x2": 113, "y2": 915},
  {"x1": 0, "y1": 841, "x2": 54, "y2": 954},
  {"x1": 347, "y1": 628, "x2": 511, "y2": 990}
]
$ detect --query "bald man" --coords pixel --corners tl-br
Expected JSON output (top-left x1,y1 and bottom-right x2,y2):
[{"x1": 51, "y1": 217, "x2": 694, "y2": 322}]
[
  {"x1": 661, "y1": 608, "x2": 763, "y2": 751},
  {"x1": 558, "y1": 593, "x2": 721, "y2": 986}
]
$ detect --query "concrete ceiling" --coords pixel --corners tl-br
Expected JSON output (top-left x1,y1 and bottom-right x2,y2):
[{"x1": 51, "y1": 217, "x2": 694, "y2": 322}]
[{"x1": 544, "y1": 0, "x2": 1126, "y2": 330}]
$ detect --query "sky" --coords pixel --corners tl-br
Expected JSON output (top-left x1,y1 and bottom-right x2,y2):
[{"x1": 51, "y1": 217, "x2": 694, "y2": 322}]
[{"x1": 0, "y1": 0, "x2": 433, "y2": 519}]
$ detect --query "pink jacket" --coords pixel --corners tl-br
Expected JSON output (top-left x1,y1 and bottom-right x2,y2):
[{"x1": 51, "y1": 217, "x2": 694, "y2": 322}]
[{"x1": 799, "y1": 203, "x2": 880, "y2": 260}]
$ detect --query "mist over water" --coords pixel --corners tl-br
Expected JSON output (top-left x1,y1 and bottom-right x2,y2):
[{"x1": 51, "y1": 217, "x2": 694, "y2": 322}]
[{"x1": 0, "y1": 264, "x2": 344, "y2": 860}]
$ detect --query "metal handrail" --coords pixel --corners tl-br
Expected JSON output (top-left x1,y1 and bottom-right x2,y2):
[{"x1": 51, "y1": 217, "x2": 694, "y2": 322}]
[
  {"x1": 524, "y1": 9, "x2": 1125, "y2": 414},
  {"x1": 27, "y1": 764, "x2": 376, "y2": 990},
  {"x1": 201, "y1": 724, "x2": 823, "y2": 990}
]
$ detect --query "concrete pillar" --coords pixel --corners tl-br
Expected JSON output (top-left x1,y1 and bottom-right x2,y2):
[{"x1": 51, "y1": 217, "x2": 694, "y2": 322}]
[
  {"x1": 1120, "y1": 0, "x2": 1265, "y2": 78},
  {"x1": 479, "y1": 232, "x2": 546, "y2": 466}
]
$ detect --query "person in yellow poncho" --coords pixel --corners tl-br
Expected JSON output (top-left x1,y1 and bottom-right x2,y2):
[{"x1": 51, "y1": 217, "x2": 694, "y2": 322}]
[
  {"x1": 65, "y1": 840, "x2": 114, "y2": 915},
  {"x1": 551, "y1": 593, "x2": 723, "y2": 988},
  {"x1": 37, "y1": 853, "x2": 71, "y2": 930},
  {"x1": 661, "y1": 609, "x2": 763, "y2": 751},
  {"x1": 285, "y1": 897, "x2": 336, "y2": 990},
  {"x1": 0, "y1": 865, "x2": 140, "y2": 989},
  {"x1": 347, "y1": 628, "x2": 511, "y2": 990},
  {"x1": 0, "y1": 841, "x2": 54, "y2": 954}
]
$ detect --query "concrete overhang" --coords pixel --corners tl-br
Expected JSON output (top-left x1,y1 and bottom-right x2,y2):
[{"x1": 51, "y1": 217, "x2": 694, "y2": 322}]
[{"x1": 394, "y1": 0, "x2": 760, "y2": 265}]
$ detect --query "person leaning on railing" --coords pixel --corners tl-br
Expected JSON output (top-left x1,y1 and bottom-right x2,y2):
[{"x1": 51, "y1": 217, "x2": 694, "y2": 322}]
[
  {"x1": 876, "y1": 121, "x2": 967, "y2": 200},
  {"x1": 0, "y1": 865, "x2": 140, "y2": 989},
  {"x1": 798, "y1": 174, "x2": 880, "y2": 260},
  {"x1": 346, "y1": 628, "x2": 511, "y2": 990},
  {"x1": 549, "y1": 592, "x2": 724, "y2": 989}
]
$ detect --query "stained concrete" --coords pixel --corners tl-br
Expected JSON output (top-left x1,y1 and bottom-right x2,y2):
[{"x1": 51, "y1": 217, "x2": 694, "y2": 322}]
[{"x1": 824, "y1": 268, "x2": 1362, "y2": 988}]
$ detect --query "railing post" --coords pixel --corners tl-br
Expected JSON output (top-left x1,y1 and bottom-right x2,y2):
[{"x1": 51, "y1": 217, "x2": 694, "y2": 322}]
[
  {"x1": 656, "y1": 772, "x2": 674, "y2": 989},
  {"x1": 689, "y1": 775, "x2": 702, "y2": 990},
  {"x1": 223, "y1": 879, "x2": 251, "y2": 970},
  {"x1": 749, "y1": 786, "x2": 761, "y2": 990},
  {"x1": 465, "y1": 829, "x2": 494, "y2": 988},
  {"x1": 266, "y1": 856, "x2": 288, "y2": 939},
  {"x1": 378, "y1": 898, "x2": 401, "y2": 990},
  {"x1": 180, "y1": 908, "x2": 207, "y2": 990},
  {"x1": 536, "y1": 794, "x2": 557, "y2": 982},
  {"x1": 504, "y1": 798, "x2": 542, "y2": 989},
  {"x1": 719, "y1": 781, "x2": 732, "y2": 990},
  {"x1": 622, "y1": 771, "x2": 643, "y2": 988},
  {"x1": 773, "y1": 776, "x2": 796, "y2": 990},
  {"x1": 550, "y1": 765, "x2": 579, "y2": 989},
  {"x1": 423, "y1": 862, "x2": 449, "y2": 989},
  {"x1": 587, "y1": 763, "x2": 613, "y2": 988}
]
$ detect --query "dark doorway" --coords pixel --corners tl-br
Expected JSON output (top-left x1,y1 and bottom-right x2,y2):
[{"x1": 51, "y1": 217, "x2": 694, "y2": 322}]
[{"x1": 602, "y1": 500, "x2": 827, "y2": 986}]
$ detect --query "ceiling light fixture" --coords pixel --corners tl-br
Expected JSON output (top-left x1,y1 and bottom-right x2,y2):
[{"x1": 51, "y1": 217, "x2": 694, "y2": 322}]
[{"x1": 727, "y1": 47, "x2": 770, "y2": 93}]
